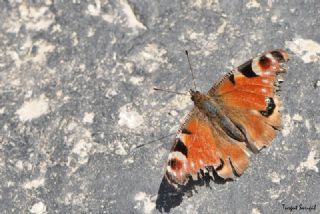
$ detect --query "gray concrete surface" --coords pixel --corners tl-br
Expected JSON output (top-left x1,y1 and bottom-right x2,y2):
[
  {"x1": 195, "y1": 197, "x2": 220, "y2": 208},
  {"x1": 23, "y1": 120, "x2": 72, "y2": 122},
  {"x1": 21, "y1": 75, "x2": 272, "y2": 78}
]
[{"x1": 0, "y1": 0, "x2": 320, "y2": 213}]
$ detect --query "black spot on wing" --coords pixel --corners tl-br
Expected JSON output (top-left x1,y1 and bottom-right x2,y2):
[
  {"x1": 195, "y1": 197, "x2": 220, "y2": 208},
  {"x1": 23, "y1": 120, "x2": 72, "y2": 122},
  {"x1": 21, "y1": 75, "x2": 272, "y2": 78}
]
[
  {"x1": 260, "y1": 97, "x2": 276, "y2": 117},
  {"x1": 181, "y1": 128, "x2": 192, "y2": 135},
  {"x1": 168, "y1": 158, "x2": 178, "y2": 169},
  {"x1": 173, "y1": 138, "x2": 188, "y2": 157},
  {"x1": 228, "y1": 73, "x2": 235, "y2": 84},
  {"x1": 259, "y1": 55, "x2": 271, "y2": 68},
  {"x1": 271, "y1": 50, "x2": 285, "y2": 62},
  {"x1": 237, "y1": 59, "x2": 258, "y2": 77}
]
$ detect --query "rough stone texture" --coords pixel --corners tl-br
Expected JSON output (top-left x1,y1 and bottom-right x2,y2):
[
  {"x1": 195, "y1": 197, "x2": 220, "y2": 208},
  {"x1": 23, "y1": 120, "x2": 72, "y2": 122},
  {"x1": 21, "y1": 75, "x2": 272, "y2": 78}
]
[{"x1": 0, "y1": 0, "x2": 319, "y2": 213}]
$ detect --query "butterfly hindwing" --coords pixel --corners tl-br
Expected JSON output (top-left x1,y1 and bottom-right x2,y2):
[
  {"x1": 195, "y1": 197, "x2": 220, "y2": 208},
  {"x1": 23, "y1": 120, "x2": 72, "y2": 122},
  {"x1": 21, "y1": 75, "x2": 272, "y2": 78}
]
[{"x1": 165, "y1": 108, "x2": 249, "y2": 185}]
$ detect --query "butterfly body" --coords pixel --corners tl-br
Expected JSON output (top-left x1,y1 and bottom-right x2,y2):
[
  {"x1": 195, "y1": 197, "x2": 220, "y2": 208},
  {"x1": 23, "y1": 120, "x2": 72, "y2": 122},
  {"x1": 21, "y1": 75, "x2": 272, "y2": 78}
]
[
  {"x1": 165, "y1": 49, "x2": 289, "y2": 185},
  {"x1": 190, "y1": 90, "x2": 246, "y2": 142}
]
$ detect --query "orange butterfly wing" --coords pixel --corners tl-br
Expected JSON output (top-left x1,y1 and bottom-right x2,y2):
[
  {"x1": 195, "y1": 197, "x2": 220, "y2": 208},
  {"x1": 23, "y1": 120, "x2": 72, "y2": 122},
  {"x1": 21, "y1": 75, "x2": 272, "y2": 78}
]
[
  {"x1": 211, "y1": 49, "x2": 289, "y2": 150},
  {"x1": 165, "y1": 108, "x2": 249, "y2": 185}
]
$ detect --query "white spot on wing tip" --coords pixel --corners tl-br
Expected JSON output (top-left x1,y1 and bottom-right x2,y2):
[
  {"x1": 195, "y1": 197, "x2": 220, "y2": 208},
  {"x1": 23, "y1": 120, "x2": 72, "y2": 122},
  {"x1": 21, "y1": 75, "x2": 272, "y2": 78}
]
[
  {"x1": 191, "y1": 161, "x2": 195, "y2": 169},
  {"x1": 199, "y1": 159, "x2": 204, "y2": 165},
  {"x1": 263, "y1": 71, "x2": 271, "y2": 76}
]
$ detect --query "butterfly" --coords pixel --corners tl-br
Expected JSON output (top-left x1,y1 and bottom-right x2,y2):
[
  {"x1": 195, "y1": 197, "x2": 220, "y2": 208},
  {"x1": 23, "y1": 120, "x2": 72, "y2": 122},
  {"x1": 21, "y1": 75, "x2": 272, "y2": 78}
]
[{"x1": 165, "y1": 49, "x2": 289, "y2": 185}]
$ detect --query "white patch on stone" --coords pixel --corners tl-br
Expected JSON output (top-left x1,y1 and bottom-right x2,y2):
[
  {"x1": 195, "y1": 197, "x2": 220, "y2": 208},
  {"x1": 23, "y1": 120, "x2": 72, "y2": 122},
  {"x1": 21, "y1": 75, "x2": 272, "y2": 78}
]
[
  {"x1": 217, "y1": 20, "x2": 227, "y2": 34},
  {"x1": 32, "y1": 40, "x2": 56, "y2": 64},
  {"x1": 70, "y1": 139, "x2": 93, "y2": 165},
  {"x1": 292, "y1": 114, "x2": 303, "y2": 122},
  {"x1": 29, "y1": 201, "x2": 46, "y2": 214},
  {"x1": 83, "y1": 112, "x2": 95, "y2": 124},
  {"x1": 56, "y1": 90, "x2": 63, "y2": 98},
  {"x1": 251, "y1": 208, "x2": 261, "y2": 214},
  {"x1": 134, "y1": 192, "x2": 156, "y2": 214},
  {"x1": 268, "y1": 171, "x2": 285, "y2": 183},
  {"x1": 287, "y1": 164, "x2": 295, "y2": 171},
  {"x1": 118, "y1": 105, "x2": 144, "y2": 129},
  {"x1": 0, "y1": 107, "x2": 5, "y2": 114},
  {"x1": 123, "y1": 157, "x2": 134, "y2": 164},
  {"x1": 7, "y1": 181, "x2": 15, "y2": 187},
  {"x1": 105, "y1": 88, "x2": 117, "y2": 98},
  {"x1": 305, "y1": 119, "x2": 311, "y2": 130},
  {"x1": 316, "y1": 123, "x2": 320, "y2": 133},
  {"x1": 172, "y1": 95, "x2": 190, "y2": 110},
  {"x1": 87, "y1": 0, "x2": 101, "y2": 16},
  {"x1": 130, "y1": 43, "x2": 167, "y2": 73},
  {"x1": 65, "y1": 121, "x2": 107, "y2": 174},
  {"x1": 25, "y1": 90, "x2": 33, "y2": 99},
  {"x1": 114, "y1": 141, "x2": 128, "y2": 156},
  {"x1": 67, "y1": 121, "x2": 78, "y2": 132},
  {"x1": 246, "y1": 0, "x2": 261, "y2": 8},
  {"x1": 120, "y1": 0, "x2": 146, "y2": 30},
  {"x1": 19, "y1": 4, "x2": 55, "y2": 31},
  {"x1": 23, "y1": 177, "x2": 45, "y2": 189},
  {"x1": 52, "y1": 24, "x2": 62, "y2": 33},
  {"x1": 102, "y1": 14, "x2": 114, "y2": 23},
  {"x1": 271, "y1": 15, "x2": 278, "y2": 23},
  {"x1": 8, "y1": 51, "x2": 22, "y2": 68},
  {"x1": 169, "y1": 110, "x2": 178, "y2": 117},
  {"x1": 267, "y1": 188, "x2": 286, "y2": 199},
  {"x1": 129, "y1": 76, "x2": 144, "y2": 85},
  {"x1": 296, "y1": 149, "x2": 319, "y2": 173},
  {"x1": 16, "y1": 95, "x2": 49, "y2": 122},
  {"x1": 286, "y1": 37, "x2": 320, "y2": 63},
  {"x1": 87, "y1": 27, "x2": 96, "y2": 37},
  {"x1": 12, "y1": 37, "x2": 55, "y2": 66},
  {"x1": 188, "y1": 30, "x2": 204, "y2": 40},
  {"x1": 191, "y1": 0, "x2": 220, "y2": 9},
  {"x1": 15, "y1": 160, "x2": 23, "y2": 170},
  {"x1": 282, "y1": 114, "x2": 294, "y2": 137},
  {"x1": 71, "y1": 32, "x2": 79, "y2": 46}
]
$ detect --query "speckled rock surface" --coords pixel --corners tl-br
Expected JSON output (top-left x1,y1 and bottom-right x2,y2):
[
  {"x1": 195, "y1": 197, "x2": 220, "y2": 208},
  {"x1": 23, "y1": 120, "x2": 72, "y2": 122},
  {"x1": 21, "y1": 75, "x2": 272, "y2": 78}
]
[{"x1": 0, "y1": 0, "x2": 319, "y2": 213}]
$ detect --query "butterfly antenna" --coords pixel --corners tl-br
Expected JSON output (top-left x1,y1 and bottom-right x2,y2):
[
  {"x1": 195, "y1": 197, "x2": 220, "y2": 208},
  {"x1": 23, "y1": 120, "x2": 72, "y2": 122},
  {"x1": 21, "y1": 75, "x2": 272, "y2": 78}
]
[
  {"x1": 185, "y1": 50, "x2": 197, "y2": 91},
  {"x1": 153, "y1": 87, "x2": 189, "y2": 96},
  {"x1": 130, "y1": 133, "x2": 176, "y2": 153}
]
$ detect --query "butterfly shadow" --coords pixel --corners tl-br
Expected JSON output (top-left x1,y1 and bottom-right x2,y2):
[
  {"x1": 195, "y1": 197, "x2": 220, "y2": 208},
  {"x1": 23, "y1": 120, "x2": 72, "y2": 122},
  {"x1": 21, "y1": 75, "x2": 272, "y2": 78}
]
[{"x1": 155, "y1": 169, "x2": 231, "y2": 213}]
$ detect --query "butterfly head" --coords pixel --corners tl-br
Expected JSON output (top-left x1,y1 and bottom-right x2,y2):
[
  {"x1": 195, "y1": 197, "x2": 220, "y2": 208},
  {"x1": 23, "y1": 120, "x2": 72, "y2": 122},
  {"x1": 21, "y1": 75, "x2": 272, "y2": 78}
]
[
  {"x1": 189, "y1": 89, "x2": 202, "y2": 101},
  {"x1": 189, "y1": 89, "x2": 209, "y2": 108}
]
